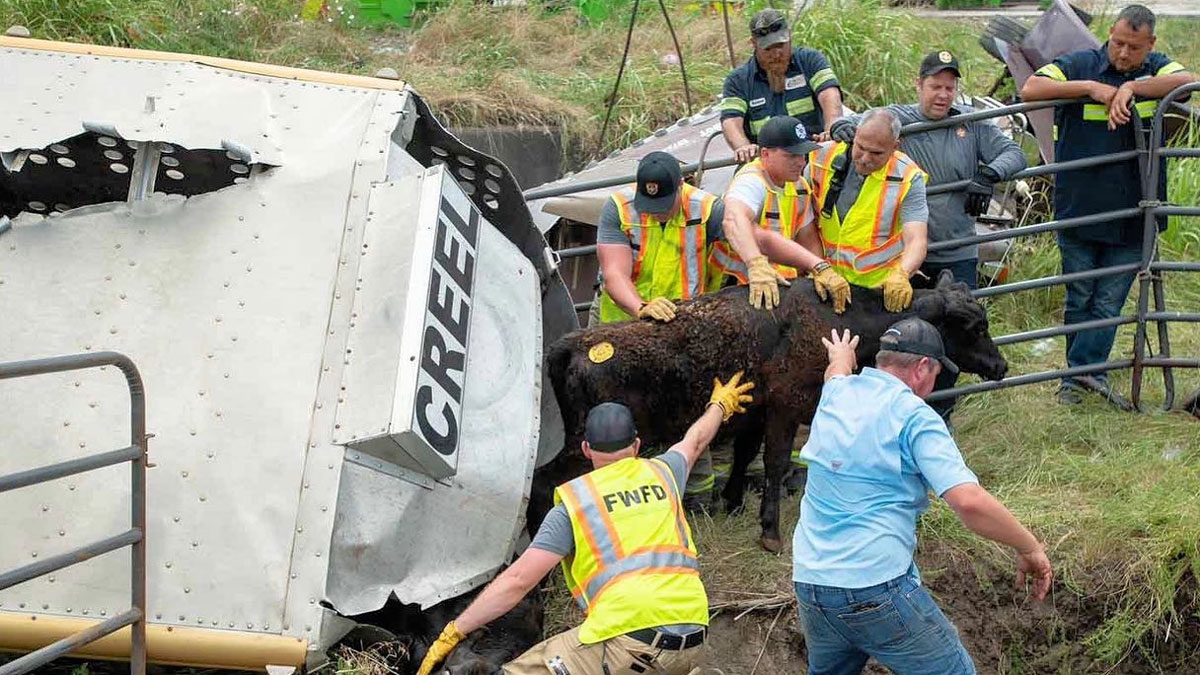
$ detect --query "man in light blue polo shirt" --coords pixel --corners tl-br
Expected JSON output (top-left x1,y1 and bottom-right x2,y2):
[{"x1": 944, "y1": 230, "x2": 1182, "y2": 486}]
[{"x1": 792, "y1": 319, "x2": 1053, "y2": 674}]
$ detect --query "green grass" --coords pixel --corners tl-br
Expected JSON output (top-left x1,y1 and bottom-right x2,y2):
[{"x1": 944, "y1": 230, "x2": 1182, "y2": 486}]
[{"x1": 4, "y1": 0, "x2": 1200, "y2": 668}]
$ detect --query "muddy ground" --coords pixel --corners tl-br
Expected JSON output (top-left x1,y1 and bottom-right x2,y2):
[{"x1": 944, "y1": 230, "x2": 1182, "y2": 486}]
[{"x1": 704, "y1": 541, "x2": 1200, "y2": 675}]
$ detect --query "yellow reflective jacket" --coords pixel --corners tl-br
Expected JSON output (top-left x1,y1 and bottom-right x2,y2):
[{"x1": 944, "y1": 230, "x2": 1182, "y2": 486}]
[
  {"x1": 598, "y1": 183, "x2": 719, "y2": 323},
  {"x1": 808, "y1": 142, "x2": 924, "y2": 288},
  {"x1": 553, "y1": 456, "x2": 708, "y2": 643},
  {"x1": 708, "y1": 159, "x2": 814, "y2": 284}
]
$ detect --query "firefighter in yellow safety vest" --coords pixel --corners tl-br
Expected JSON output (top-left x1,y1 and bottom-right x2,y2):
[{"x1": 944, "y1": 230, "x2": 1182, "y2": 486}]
[
  {"x1": 417, "y1": 373, "x2": 758, "y2": 675},
  {"x1": 597, "y1": 150, "x2": 844, "y2": 324},
  {"x1": 806, "y1": 108, "x2": 930, "y2": 313},
  {"x1": 715, "y1": 116, "x2": 852, "y2": 313}
]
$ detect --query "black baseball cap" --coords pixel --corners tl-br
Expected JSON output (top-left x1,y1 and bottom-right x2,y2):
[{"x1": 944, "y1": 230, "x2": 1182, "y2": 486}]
[
  {"x1": 585, "y1": 402, "x2": 638, "y2": 453},
  {"x1": 758, "y1": 116, "x2": 820, "y2": 156},
  {"x1": 879, "y1": 317, "x2": 959, "y2": 375},
  {"x1": 749, "y1": 8, "x2": 790, "y2": 49},
  {"x1": 634, "y1": 151, "x2": 682, "y2": 213},
  {"x1": 919, "y1": 50, "x2": 961, "y2": 78}
]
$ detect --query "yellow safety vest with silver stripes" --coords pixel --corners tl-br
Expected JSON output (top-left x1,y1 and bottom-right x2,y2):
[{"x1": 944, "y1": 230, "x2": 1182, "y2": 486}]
[
  {"x1": 708, "y1": 159, "x2": 814, "y2": 284},
  {"x1": 598, "y1": 183, "x2": 718, "y2": 323},
  {"x1": 808, "y1": 142, "x2": 925, "y2": 288},
  {"x1": 553, "y1": 456, "x2": 708, "y2": 644}
]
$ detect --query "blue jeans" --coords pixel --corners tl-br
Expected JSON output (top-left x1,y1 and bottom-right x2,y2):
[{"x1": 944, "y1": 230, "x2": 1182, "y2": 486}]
[
  {"x1": 794, "y1": 575, "x2": 976, "y2": 675},
  {"x1": 1056, "y1": 234, "x2": 1141, "y2": 386}
]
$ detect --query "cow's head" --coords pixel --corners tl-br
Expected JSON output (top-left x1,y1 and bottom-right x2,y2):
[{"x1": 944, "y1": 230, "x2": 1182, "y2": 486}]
[{"x1": 914, "y1": 271, "x2": 1007, "y2": 381}]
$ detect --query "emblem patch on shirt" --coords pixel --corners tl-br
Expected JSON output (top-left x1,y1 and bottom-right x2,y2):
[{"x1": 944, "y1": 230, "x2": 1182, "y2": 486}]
[
  {"x1": 589, "y1": 341, "x2": 615, "y2": 364},
  {"x1": 956, "y1": 126, "x2": 967, "y2": 138},
  {"x1": 749, "y1": 97, "x2": 767, "y2": 107},
  {"x1": 785, "y1": 74, "x2": 807, "y2": 90}
]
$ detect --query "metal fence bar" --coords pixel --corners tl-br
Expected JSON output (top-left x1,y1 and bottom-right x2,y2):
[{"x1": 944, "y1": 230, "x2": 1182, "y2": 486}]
[
  {"x1": 1158, "y1": 148, "x2": 1200, "y2": 159},
  {"x1": 0, "y1": 609, "x2": 142, "y2": 675},
  {"x1": 0, "y1": 529, "x2": 142, "y2": 592},
  {"x1": 926, "y1": 360, "x2": 1134, "y2": 402},
  {"x1": 899, "y1": 97, "x2": 1084, "y2": 135},
  {"x1": 523, "y1": 156, "x2": 739, "y2": 201},
  {"x1": 1145, "y1": 312, "x2": 1200, "y2": 322},
  {"x1": 992, "y1": 316, "x2": 1136, "y2": 347},
  {"x1": 0, "y1": 351, "x2": 146, "y2": 675},
  {"x1": 924, "y1": 150, "x2": 1144, "y2": 196},
  {"x1": 928, "y1": 207, "x2": 1142, "y2": 252},
  {"x1": 0, "y1": 446, "x2": 140, "y2": 494},
  {"x1": 1154, "y1": 205, "x2": 1200, "y2": 217},
  {"x1": 574, "y1": 301, "x2": 592, "y2": 312},
  {"x1": 559, "y1": 244, "x2": 598, "y2": 259},
  {"x1": 1153, "y1": 261, "x2": 1200, "y2": 272},
  {"x1": 972, "y1": 262, "x2": 1142, "y2": 299}
]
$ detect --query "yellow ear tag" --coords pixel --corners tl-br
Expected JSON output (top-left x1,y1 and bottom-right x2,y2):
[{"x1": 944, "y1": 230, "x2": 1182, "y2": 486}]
[{"x1": 588, "y1": 341, "x2": 614, "y2": 364}]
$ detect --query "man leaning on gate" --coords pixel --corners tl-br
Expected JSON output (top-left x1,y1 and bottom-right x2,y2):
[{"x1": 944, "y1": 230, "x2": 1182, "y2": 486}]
[{"x1": 1021, "y1": 3, "x2": 1195, "y2": 405}]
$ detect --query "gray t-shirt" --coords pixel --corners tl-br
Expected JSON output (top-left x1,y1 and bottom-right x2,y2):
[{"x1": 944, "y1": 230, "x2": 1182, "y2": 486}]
[
  {"x1": 530, "y1": 450, "x2": 690, "y2": 556},
  {"x1": 596, "y1": 198, "x2": 726, "y2": 247},
  {"x1": 833, "y1": 169, "x2": 929, "y2": 227}
]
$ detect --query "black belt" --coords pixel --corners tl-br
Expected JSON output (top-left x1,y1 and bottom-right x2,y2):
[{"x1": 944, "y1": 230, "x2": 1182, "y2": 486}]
[{"x1": 627, "y1": 627, "x2": 706, "y2": 650}]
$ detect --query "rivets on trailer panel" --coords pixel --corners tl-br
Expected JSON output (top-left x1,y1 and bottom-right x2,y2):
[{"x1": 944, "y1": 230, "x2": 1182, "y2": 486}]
[
  {"x1": 155, "y1": 613, "x2": 163, "y2": 620},
  {"x1": 42, "y1": 604, "x2": 49, "y2": 610},
  {"x1": 321, "y1": 506, "x2": 328, "y2": 513},
  {"x1": 41, "y1": 505, "x2": 48, "y2": 512},
  {"x1": 190, "y1": 429, "x2": 197, "y2": 435},
  {"x1": 184, "y1": 587, "x2": 191, "y2": 594},
  {"x1": 68, "y1": 484, "x2": 75, "y2": 491},
  {"x1": 58, "y1": 529, "x2": 64, "y2": 536},
  {"x1": 199, "y1": 495, "x2": 207, "y2": 502},
  {"x1": 18, "y1": 603, "x2": 25, "y2": 608},
  {"x1": 247, "y1": 623, "x2": 254, "y2": 629},
  {"x1": 181, "y1": 471, "x2": 189, "y2": 478},
  {"x1": 66, "y1": 607, "x2": 71, "y2": 613},
  {"x1": 81, "y1": 608, "x2": 89, "y2": 615},
  {"x1": 30, "y1": 552, "x2": 37, "y2": 558},
  {"x1": 315, "y1": 551, "x2": 322, "y2": 558},
  {"x1": 47, "y1": 575, "x2": 55, "y2": 583},
  {"x1": 198, "y1": 390, "x2": 205, "y2": 397},
  {"x1": 179, "y1": 615, "x2": 186, "y2": 621},
  {"x1": 173, "y1": 516, "x2": 180, "y2": 522},
  {"x1": 215, "y1": 315, "x2": 222, "y2": 323},
  {"x1": 165, "y1": 561, "x2": 173, "y2": 568},
  {"x1": 62, "y1": 420, "x2": 70, "y2": 427},
  {"x1": 191, "y1": 541, "x2": 199, "y2": 548},
  {"x1": 207, "y1": 451, "x2": 215, "y2": 459},
  {"x1": 229, "y1": 622, "x2": 236, "y2": 628},
  {"x1": 100, "y1": 610, "x2": 107, "y2": 617}
]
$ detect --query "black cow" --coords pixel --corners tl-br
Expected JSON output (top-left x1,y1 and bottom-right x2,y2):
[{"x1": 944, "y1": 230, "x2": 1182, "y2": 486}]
[{"x1": 539, "y1": 271, "x2": 1007, "y2": 551}]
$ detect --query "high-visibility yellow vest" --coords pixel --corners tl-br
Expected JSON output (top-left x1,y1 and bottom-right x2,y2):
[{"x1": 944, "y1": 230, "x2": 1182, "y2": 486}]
[
  {"x1": 708, "y1": 159, "x2": 814, "y2": 284},
  {"x1": 808, "y1": 141, "x2": 925, "y2": 288},
  {"x1": 554, "y1": 457, "x2": 708, "y2": 643},
  {"x1": 598, "y1": 183, "x2": 719, "y2": 323}
]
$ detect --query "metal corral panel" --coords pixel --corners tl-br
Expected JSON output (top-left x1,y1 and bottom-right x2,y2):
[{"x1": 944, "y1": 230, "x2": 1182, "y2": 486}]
[{"x1": 0, "y1": 40, "x2": 546, "y2": 663}]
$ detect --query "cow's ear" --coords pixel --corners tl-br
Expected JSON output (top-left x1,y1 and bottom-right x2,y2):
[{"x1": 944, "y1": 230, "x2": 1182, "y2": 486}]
[
  {"x1": 914, "y1": 294, "x2": 945, "y2": 323},
  {"x1": 936, "y1": 269, "x2": 956, "y2": 289}
]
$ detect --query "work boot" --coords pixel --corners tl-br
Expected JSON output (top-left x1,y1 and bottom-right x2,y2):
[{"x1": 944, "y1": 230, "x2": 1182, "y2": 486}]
[
  {"x1": 784, "y1": 466, "x2": 808, "y2": 496},
  {"x1": 683, "y1": 492, "x2": 713, "y2": 516},
  {"x1": 1056, "y1": 382, "x2": 1084, "y2": 405}
]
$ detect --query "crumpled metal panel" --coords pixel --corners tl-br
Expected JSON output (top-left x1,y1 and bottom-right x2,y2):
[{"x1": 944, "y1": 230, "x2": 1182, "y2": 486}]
[
  {"x1": 327, "y1": 167, "x2": 542, "y2": 614},
  {"x1": 0, "y1": 48, "x2": 282, "y2": 164},
  {"x1": 525, "y1": 105, "x2": 737, "y2": 229},
  {"x1": 0, "y1": 40, "x2": 402, "y2": 653}
]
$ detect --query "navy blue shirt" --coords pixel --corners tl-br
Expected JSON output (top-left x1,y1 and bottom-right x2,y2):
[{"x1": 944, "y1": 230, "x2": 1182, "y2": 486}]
[
  {"x1": 1034, "y1": 45, "x2": 1186, "y2": 244},
  {"x1": 721, "y1": 48, "x2": 840, "y2": 140}
]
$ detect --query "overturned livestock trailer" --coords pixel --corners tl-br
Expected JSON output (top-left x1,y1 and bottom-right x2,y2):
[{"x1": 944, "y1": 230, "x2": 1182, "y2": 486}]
[{"x1": 0, "y1": 34, "x2": 575, "y2": 671}]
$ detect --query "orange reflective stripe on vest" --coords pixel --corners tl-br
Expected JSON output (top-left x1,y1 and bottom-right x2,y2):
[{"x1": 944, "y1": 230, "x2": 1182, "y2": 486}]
[
  {"x1": 709, "y1": 159, "x2": 812, "y2": 284},
  {"x1": 553, "y1": 457, "x2": 708, "y2": 643}
]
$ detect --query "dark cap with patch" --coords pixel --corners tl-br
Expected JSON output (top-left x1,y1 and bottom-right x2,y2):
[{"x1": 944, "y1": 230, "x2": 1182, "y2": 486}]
[
  {"x1": 920, "y1": 50, "x2": 961, "y2": 78},
  {"x1": 634, "y1": 151, "x2": 682, "y2": 213},
  {"x1": 585, "y1": 402, "x2": 638, "y2": 453},
  {"x1": 749, "y1": 8, "x2": 790, "y2": 49},
  {"x1": 758, "y1": 116, "x2": 821, "y2": 156},
  {"x1": 880, "y1": 317, "x2": 959, "y2": 375}
]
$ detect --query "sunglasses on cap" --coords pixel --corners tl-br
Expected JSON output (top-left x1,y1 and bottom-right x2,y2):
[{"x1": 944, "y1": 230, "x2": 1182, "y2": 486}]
[{"x1": 752, "y1": 19, "x2": 786, "y2": 38}]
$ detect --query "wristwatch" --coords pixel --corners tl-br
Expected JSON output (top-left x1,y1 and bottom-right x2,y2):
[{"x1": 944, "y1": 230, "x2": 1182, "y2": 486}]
[{"x1": 812, "y1": 260, "x2": 832, "y2": 273}]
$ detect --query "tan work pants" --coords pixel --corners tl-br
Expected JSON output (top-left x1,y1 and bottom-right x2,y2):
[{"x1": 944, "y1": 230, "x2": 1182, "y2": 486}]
[{"x1": 503, "y1": 626, "x2": 708, "y2": 675}]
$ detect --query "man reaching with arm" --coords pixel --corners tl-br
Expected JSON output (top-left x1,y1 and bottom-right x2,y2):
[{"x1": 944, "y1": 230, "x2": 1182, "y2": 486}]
[{"x1": 417, "y1": 372, "x2": 757, "y2": 675}]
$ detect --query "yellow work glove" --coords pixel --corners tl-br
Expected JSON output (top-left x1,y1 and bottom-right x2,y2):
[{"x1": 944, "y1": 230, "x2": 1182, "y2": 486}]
[
  {"x1": 811, "y1": 263, "x2": 851, "y2": 315},
  {"x1": 882, "y1": 267, "x2": 913, "y2": 312},
  {"x1": 416, "y1": 622, "x2": 467, "y2": 675},
  {"x1": 747, "y1": 256, "x2": 790, "y2": 310},
  {"x1": 708, "y1": 371, "x2": 756, "y2": 421},
  {"x1": 637, "y1": 296, "x2": 677, "y2": 322}
]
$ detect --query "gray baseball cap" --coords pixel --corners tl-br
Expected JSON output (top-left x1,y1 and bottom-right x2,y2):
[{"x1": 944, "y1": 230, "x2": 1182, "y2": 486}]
[
  {"x1": 585, "y1": 402, "x2": 638, "y2": 453},
  {"x1": 879, "y1": 317, "x2": 959, "y2": 375},
  {"x1": 749, "y1": 9, "x2": 790, "y2": 49}
]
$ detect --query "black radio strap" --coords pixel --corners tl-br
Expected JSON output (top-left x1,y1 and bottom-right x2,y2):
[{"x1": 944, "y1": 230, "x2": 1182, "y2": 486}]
[{"x1": 821, "y1": 147, "x2": 853, "y2": 220}]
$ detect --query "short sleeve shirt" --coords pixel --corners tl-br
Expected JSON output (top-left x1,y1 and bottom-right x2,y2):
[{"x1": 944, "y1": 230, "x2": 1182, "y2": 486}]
[
  {"x1": 595, "y1": 196, "x2": 726, "y2": 247},
  {"x1": 721, "y1": 48, "x2": 840, "y2": 140},
  {"x1": 1034, "y1": 45, "x2": 1186, "y2": 244},
  {"x1": 724, "y1": 171, "x2": 816, "y2": 232},
  {"x1": 530, "y1": 450, "x2": 691, "y2": 556},
  {"x1": 792, "y1": 368, "x2": 978, "y2": 588}
]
